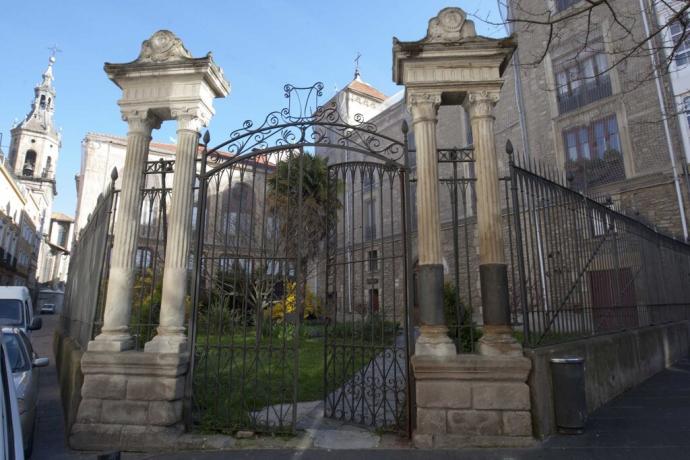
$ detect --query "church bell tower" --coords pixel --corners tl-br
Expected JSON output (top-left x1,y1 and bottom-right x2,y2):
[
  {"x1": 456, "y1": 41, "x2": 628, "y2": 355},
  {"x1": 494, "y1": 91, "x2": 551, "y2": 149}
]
[{"x1": 8, "y1": 55, "x2": 61, "y2": 235}]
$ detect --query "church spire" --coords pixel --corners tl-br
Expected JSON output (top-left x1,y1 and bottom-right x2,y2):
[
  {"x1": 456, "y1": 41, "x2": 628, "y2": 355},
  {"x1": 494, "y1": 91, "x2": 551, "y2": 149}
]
[{"x1": 17, "y1": 54, "x2": 58, "y2": 135}]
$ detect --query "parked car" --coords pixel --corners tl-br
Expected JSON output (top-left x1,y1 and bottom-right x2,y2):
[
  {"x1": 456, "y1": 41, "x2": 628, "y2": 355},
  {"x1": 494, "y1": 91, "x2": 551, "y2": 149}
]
[
  {"x1": 0, "y1": 287, "x2": 42, "y2": 334},
  {"x1": 2, "y1": 327, "x2": 48, "y2": 458},
  {"x1": 0, "y1": 329, "x2": 24, "y2": 459},
  {"x1": 39, "y1": 304, "x2": 55, "y2": 315}
]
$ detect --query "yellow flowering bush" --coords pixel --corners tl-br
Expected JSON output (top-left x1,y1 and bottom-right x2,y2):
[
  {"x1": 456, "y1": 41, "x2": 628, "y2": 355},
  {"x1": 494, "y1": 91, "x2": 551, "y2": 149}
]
[{"x1": 269, "y1": 282, "x2": 322, "y2": 321}]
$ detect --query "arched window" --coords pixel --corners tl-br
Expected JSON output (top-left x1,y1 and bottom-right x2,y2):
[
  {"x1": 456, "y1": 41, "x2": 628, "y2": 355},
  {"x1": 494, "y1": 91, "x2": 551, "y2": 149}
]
[
  {"x1": 221, "y1": 183, "x2": 254, "y2": 236},
  {"x1": 44, "y1": 156, "x2": 52, "y2": 177},
  {"x1": 22, "y1": 150, "x2": 37, "y2": 176},
  {"x1": 39, "y1": 95, "x2": 46, "y2": 109},
  {"x1": 47, "y1": 97, "x2": 52, "y2": 109}
]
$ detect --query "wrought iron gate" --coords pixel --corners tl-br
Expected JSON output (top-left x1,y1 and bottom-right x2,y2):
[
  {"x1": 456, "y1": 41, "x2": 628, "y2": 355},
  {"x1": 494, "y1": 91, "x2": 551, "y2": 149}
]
[
  {"x1": 324, "y1": 161, "x2": 412, "y2": 433},
  {"x1": 187, "y1": 83, "x2": 411, "y2": 435}
]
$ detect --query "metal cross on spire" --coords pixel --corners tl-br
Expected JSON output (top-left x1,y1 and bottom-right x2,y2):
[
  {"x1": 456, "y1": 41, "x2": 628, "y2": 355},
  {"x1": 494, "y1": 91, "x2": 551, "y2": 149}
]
[
  {"x1": 47, "y1": 44, "x2": 62, "y2": 62},
  {"x1": 354, "y1": 52, "x2": 361, "y2": 79}
]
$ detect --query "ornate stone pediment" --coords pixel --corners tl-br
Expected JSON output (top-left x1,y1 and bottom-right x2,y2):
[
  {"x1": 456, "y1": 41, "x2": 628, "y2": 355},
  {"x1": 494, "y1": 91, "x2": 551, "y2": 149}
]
[
  {"x1": 136, "y1": 30, "x2": 192, "y2": 63},
  {"x1": 425, "y1": 7, "x2": 476, "y2": 42}
]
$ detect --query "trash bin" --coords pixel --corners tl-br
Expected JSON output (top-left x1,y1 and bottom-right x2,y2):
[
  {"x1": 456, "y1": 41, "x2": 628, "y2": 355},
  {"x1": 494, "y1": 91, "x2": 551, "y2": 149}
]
[{"x1": 550, "y1": 357, "x2": 586, "y2": 434}]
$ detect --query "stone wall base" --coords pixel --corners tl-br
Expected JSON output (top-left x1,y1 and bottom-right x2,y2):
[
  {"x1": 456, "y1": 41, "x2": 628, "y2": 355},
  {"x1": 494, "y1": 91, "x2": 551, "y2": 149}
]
[
  {"x1": 69, "y1": 350, "x2": 189, "y2": 452},
  {"x1": 412, "y1": 353, "x2": 535, "y2": 448}
]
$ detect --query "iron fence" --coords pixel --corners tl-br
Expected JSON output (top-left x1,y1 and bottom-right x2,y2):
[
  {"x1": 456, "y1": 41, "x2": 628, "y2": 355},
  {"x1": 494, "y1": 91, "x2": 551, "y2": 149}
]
[
  {"x1": 61, "y1": 170, "x2": 118, "y2": 349},
  {"x1": 504, "y1": 145, "x2": 690, "y2": 347},
  {"x1": 63, "y1": 159, "x2": 173, "y2": 351}
]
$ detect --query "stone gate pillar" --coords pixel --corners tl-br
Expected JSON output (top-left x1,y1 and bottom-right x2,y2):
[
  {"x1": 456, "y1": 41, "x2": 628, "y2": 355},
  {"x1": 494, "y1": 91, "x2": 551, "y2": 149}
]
[
  {"x1": 145, "y1": 111, "x2": 207, "y2": 353},
  {"x1": 464, "y1": 90, "x2": 521, "y2": 356},
  {"x1": 72, "y1": 30, "x2": 229, "y2": 452},
  {"x1": 88, "y1": 111, "x2": 160, "y2": 352},
  {"x1": 394, "y1": 7, "x2": 534, "y2": 448},
  {"x1": 407, "y1": 91, "x2": 456, "y2": 357}
]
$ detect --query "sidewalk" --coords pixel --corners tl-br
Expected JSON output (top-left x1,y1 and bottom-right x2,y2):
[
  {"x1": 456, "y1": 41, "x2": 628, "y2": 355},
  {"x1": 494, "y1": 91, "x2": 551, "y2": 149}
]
[
  {"x1": 144, "y1": 357, "x2": 690, "y2": 460},
  {"x1": 29, "y1": 316, "x2": 690, "y2": 459}
]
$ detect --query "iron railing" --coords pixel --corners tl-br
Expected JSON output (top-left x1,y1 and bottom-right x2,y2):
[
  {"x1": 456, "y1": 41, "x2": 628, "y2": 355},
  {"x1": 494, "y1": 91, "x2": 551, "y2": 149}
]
[
  {"x1": 557, "y1": 75, "x2": 613, "y2": 114},
  {"x1": 63, "y1": 159, "x2": 174, "y2": 351},
  {"x1": 61, "y1": 170, "x2": 118, "y2": 349},
  {"x1": 504, "y1": 145, "x2": 690, "y2": 347}
]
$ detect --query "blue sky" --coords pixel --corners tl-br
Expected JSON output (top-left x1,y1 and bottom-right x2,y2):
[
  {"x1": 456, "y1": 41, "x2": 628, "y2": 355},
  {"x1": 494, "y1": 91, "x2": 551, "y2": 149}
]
[{"x1": 0, "y1": 0, "x2": 502, "y2": 216}]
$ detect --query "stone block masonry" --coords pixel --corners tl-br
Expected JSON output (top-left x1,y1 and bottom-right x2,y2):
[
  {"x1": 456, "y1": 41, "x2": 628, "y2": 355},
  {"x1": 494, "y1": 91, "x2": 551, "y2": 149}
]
[
  {"x1": 412, "y1": 353, "x2": 534, "y2": 448},
  {"x1": 70, "y1": 351, "x2": 188, "y2": 451}
]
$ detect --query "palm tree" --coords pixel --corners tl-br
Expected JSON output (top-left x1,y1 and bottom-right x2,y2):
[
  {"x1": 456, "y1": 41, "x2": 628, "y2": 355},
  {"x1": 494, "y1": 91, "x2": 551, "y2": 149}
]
[{"x1": 267, "y1": 151, "x2": 340, "y2": 323}]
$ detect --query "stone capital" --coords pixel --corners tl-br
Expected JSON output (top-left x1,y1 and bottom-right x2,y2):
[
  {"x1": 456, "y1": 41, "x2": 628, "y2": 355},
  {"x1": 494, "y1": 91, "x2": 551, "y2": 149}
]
[
  {"x1": 464, "y1": 90, "x2": 501, "y2": 119},
  {"x1": 407, "y1": 91, "x2": 442, "y2": 124},
  {"x1": 171, "y1": 107, "x2": 208, "y2": 133},
  {"x1": 121, "y1": 110, "x2": 161, "y2": 135}
]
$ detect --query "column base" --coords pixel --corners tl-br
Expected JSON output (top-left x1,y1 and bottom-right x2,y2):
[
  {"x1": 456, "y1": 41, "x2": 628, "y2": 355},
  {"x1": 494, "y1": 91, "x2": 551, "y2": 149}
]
[
  {"x1": 415, "y1": 325, "x2": 457, "y2": 357},
  {"x1": 87, "y1": 332, "x2": 134, "y2": 352},
  {"x1": 144, "y1": 333, "x2": 188, "y2": 354},
  {"x1": 71, "y1": 350, "x2": 189, "y2": 451},
  {"x1": 478, "y1": 326, "x2": 523, "y2": 357},
  {"x1": 412, "y1": 353, "x2": 535, "y2": 448}
]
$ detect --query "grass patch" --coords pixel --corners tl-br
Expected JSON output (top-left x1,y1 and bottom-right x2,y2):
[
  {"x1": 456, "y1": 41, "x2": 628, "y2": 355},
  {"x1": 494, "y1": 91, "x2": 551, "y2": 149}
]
[{"x1": 192, "y1": 319, "x2": 401, "y2": 434}]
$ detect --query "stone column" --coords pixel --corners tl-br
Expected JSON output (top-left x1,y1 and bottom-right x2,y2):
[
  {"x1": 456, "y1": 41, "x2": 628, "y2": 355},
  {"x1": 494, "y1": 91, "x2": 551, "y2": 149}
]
[
  {"x1": 465, "y1": 90, "x2": 521, "y2": 356},
  {"x1": 145, "y1": 112, "x2": 204, "y2": 353},
  {"x1": 89, "y1": 111, "x2": 159, "y2": 352},
  {"x1": 408, "y1": 91, "x2": 455, "y2": 356}
]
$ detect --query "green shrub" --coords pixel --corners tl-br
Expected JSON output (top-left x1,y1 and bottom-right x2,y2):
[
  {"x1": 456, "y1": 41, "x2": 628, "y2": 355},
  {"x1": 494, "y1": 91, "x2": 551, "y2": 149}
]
[{"x1": 443, "y1": 281, "x2": 482, "y2": 353}]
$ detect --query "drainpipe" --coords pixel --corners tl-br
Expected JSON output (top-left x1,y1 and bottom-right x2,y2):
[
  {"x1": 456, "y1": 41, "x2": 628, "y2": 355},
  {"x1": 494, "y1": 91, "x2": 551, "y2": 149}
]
[{"x1": 640, "y1": 0, "x2": 688, "y2": 241}]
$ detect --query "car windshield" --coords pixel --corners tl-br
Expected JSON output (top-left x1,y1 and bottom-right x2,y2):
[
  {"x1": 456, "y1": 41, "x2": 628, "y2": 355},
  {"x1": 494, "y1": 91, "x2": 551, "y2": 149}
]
[
  {"x1": 0, "y1": 299, "x2": 23, "y2": 326},
  {"x1": 3, "y1": 333, "x2": 29, "y2": 373}
]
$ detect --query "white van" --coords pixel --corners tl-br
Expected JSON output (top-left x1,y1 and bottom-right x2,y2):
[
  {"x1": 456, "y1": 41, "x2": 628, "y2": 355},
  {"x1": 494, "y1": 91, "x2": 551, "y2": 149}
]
[{"x1": 0, "y1": 288, "x2": 41, "y2": 334}]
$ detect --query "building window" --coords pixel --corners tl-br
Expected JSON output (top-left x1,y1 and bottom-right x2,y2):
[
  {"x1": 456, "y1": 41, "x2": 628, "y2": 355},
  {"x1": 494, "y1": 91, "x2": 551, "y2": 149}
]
[
  {"x1": 56, "y1": 223, "x2": 68, "y2": 248},
  {"x1": 555, "y1": 51, "x2": 612, "y2": 114},
  {"x1": 39, "y1": 95, "x2": 46, "y2": 110},
  {"x1": 367, "y1": 250, "x2": 379, "y2": 272},
  {"x1": 670, "y1": 16, "x2": 690, "y2": 67},
  {"x1": 555, "y1": 0, "x2": 580, "y2": 13},
  {"x1": 364, "y1": 199, "x2": 376, "y2": 241},
  {"x1": 222, "y1": 183, "x2": 253, "y2": 237},
  {"x1": 563, "y1": 114, "x2": 625, "y2": 191},
  {"x1": 590, "y1": 207, "x2": 617, "y2": 237},
  {"x1": 684, "y1": 96, "x2": 690, "y2": 137},
  {"x1": 368, "y1": 288, "x2": 380, "y2": 312},
  {"x1": 407, "y1": 130, "x2": 417, "y2": 168},
  {"x1": 135, "y1": 247, "x2": 152, "y2": 269},
  {"x1": 363, "y1": 169, "x2": 374, "y2": 193},
  {"x1": 22, "y1": 150, "x2": 37, "y2": 176}
]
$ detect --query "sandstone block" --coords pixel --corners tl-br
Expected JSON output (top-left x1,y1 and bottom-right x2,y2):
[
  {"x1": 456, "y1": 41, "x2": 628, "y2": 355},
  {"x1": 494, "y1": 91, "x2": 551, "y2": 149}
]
[
  {"x1": 416, "y1": 408, "x2": 446, "y2": 434},
  {"x1": 417, "y1": 381, "x2": 471, "y2": 409},
  {"x1": 101, "y1": 400, "x2": 149, "y2": 425},
  {"x1": 76, "y1": 398, "x2": 102, "y2": 423},
  {"x1": 82, "y1": 374, "x2": 127, "y2": 400},
  {"x1": 447, "y1": 410, "x2": 501, "y2": 436},
  {"x1": 472, "y1": 382, "x2": 530, "y2": 410},
  {"x1": 412, "y1": 433, "x2": 433, "y2": 448},
  {"x1": 502, "y1": 411, "x2": 532, "y2": 436},
  {"x1": 127, "y1": 376, "x2": 184, "y2": 401},
  {"x1": 148, "y1": 400, "x2": 183, "y2": 426}
]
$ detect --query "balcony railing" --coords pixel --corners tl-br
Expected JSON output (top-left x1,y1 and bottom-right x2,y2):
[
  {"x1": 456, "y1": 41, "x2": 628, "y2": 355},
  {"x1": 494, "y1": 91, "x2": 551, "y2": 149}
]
[{"x1": 557, "y1": 75, "x2": 612, "y2": 114}]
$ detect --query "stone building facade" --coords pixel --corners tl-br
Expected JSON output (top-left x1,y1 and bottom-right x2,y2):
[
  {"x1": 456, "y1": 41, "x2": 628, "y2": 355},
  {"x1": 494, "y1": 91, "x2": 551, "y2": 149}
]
[
  {"x1": 495, "y1": 0, "x2": 690, "y2": 238},
  {"x1": 0, "y1": 158, "x2": 40, "y2": 288},
  {"x1": 655, "y1": 0, "x2": 690, "y2": 165}
]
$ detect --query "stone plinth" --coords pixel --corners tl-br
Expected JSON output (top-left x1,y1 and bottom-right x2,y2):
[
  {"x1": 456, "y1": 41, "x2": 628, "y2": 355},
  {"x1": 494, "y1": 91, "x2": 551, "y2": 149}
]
[
  {"x1": 412, "y1": 353, "x2": 534, "y2": 448},
  {"x1": 70, "y1": 351, "x2": 189, "y2": 451}
]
